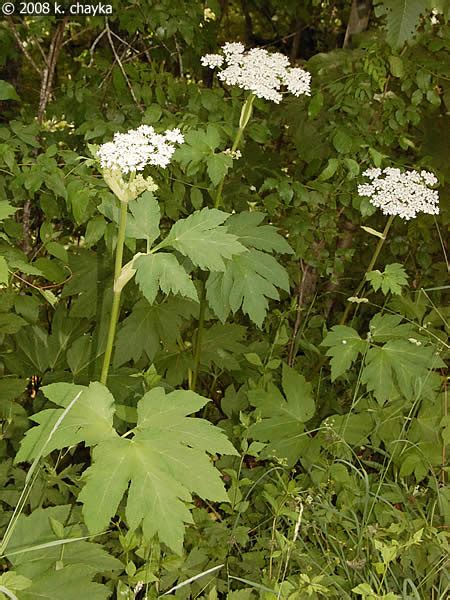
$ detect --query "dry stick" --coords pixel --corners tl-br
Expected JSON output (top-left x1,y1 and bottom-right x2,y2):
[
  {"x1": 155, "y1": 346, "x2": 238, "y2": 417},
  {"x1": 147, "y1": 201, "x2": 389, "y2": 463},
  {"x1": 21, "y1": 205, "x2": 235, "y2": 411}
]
[
  {"x1": 38, "y1": 18, "x2": 68, "y2": 122},
  {"x1": 105, "y1": 18, "x2": 142, "y2": 111},
  {"x1": 8, "y1": 18, "x2": 67, "y2": 256},
  {"x1": 6, "y1": 18, "x2": 41, "y2": 75}
]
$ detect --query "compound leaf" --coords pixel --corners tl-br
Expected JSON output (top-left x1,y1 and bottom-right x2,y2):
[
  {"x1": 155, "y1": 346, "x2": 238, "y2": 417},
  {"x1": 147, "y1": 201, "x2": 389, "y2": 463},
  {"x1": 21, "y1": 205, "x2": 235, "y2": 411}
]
[
  {"x1": 135, "y1": 253, "x2": 198, "y2": 304},
  {"x1": 206, "y1": 249, "x2": 289, "y2": 327},
  {"x1": 366, "y1": 263, "x2": 408, "y2": 295},
  {"x1": 163, "y1": 208, "x2": 246, "y2": 271}
]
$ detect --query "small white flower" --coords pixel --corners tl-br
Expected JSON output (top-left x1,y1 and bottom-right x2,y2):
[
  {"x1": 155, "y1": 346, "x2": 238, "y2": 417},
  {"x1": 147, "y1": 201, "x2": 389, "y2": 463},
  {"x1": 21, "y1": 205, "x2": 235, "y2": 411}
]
[
  {"x1": 201, "y1": 42, "x2": 311, "y2": 103},
  {"x1": 201, "y1": 54, "x2": 224, "y2": 68},
  {"x1": 97, "y1": 124, "x2": 184, "y2": 174},
  {"x1": 358, "y1": 167, "x2": 439, "y2": 220}
]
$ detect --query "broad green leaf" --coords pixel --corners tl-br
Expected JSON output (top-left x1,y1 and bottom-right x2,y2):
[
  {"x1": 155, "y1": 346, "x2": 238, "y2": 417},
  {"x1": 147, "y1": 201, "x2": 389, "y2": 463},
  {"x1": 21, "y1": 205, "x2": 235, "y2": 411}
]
[
  {"x1": 136, "y1": 387, "x2": 238, "y2": 455},
  {"x1": 126, "y1": 191, "x2": 160, "y2": 244},
  {"x1": 0, "y1": 200, "x2": 18, "y2": 222},
  {"x1": 15, "y1": 382, "x2": 116, "y2": 463},
  {"x1": 19, "y1": 565, "x2": 110, "y2": 600},
  {"x1": 114, "y1": 297, "x2": 196, "y2": 366},
  {"x1": 225, "y1": 211, "x2": 293, "y2": 254},
  {"x1": 389, "y1": 55, "x2": 405, "y2": 77},
  {"x1": 206, "y1": 153, "x2": 233, "y2": 186},
  {"x1": 80, "y1": 388, "x2": 235, "y2": 554},
  {"x1": 248, "y1": 365, "x2": 315, "y2": 465},
  {"x1": 329, "y1": 413, "x2": 375, "y2": 446},
  {"x1": 200, "y1": 323, "x2": 247, "y2": 371},
  {"x1": 368, "y1": 313, "x2": 414, "y2": 342},
  {"x1": 163, "y1": 208, "x2": 246, "y2": 271},
  {"x1": 321, "y1": 326, "x2": 367, "y2": 380},
  {"x1": 333, "y1": 128, "x2": 353, "y2": 154},
  {"x1": 135, "y1": 253, "x2": 198, "y2": 304},
  {"x1": 0, "y1": 572, "x2": 31, "y2": 593},
  {"x1": 0, "y1": 80, "x2": 20, "y2": 101},
  {"x1": 374, "y1": 0, "x2": 426, "y2": 47},
  {"x1": 206, "y1": 249, "x2": 289, "y2": 328},
  {"x1": 0, "y1": 313, "x2": 27, "y2": 334},
  {"x1": 362, "y1": 340, "x2": 445, "y2": 403},
  {"x1": 6, "y1": 506, "x2": 122, "y2": 579},
  {"x1": 366, "y1": 263, "x2": 408, "y2": 295}
]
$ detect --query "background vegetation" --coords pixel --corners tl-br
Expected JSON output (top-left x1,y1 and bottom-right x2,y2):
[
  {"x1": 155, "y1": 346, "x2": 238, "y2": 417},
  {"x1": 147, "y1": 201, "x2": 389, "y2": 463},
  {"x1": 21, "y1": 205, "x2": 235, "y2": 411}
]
[{"x1": 0, "y1": 1, "x2": 448, "y2": 598}]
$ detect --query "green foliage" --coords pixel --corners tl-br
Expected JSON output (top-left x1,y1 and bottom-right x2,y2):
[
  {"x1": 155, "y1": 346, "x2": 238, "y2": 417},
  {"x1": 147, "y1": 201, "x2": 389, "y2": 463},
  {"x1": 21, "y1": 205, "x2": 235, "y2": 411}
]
[
  {"x1": 162, "y1": 208, "x2": 246, "y2": 270},
  {"x1": 135, "y1": 253, "x2": 199, "y2": 304},
  {"x1": 374, "y1": 0, "x2": 430, "y2": 48},
  {"x1": 206, "y1": 213, "x2": 292, "y2": 327},
  {"x1": 0, "y1": 2, "x2": 448, "y2": 597},
  {"x1": 248, "y1": 363, "x2": 315, "y2": 465},
  {"x1": 366, "y1": 262, "x2": 408, "y2": 295},
  {"x1": 321, "y1": 325, "x2": 367, "y2": 381},
  {"x1": 79, "y1": 387, "x2": 237, "y2": 554}
]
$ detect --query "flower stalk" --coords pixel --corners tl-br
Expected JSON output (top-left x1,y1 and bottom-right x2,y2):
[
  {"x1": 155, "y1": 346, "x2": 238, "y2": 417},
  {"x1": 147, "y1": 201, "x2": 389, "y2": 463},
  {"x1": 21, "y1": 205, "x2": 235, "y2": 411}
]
[
  {"x1": 214, "y1": 93, "x2": 255, "y2": 209},
  {"x1": 100, "y1": 199, "x2": 128, "y2": 385},
  {"x1": 340, "y1": 214, "x2": 395, "y2": 325},
  {"x1": 193, "y1": 94, "x2": 255, "y2": 391}
]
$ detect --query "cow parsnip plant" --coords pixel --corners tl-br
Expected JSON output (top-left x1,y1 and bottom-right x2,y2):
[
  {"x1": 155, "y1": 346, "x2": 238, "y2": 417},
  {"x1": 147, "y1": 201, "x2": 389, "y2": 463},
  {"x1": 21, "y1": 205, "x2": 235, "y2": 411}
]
[{"x1": 0, "y1": 1, "x2": 448, "y2": 599}]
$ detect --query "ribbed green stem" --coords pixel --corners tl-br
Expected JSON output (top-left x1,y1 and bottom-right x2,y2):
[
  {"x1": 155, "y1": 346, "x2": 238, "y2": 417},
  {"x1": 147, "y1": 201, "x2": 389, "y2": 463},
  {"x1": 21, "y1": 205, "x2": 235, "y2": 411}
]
[
  {"x1": 192, "y1": 94, "x2": 256, "y2": 391},
  {"x1": 100, "y1": 200, "x2": 128, "y2": 385},
  {"x1": 340, "y1": 215, "x2": 395, "y2": 325},
  {"x1": 214, "y1": 94, "x2": 255, "y2": 209},
  {"x1": 191, "y1": 279, "x2": 207, "y2": 392}
]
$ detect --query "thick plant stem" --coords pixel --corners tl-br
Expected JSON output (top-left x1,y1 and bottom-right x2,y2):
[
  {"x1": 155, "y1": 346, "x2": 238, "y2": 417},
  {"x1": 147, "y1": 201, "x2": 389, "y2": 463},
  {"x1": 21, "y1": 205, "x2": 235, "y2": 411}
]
[
  {"x1": 214, "y1": 94, "x2": 255, "y2": 209},
  {"x1": 340, "y1": 215, "x2": 395, "y2": 325},
  {"x1": 100, "y1": 200, "x2": 128, "y2": 385},
  {"x1": 191, "y1": 279, "x2": 207, "y2": 392},
  {"x1": 193, "y1": 94, "x2": 255, "y2": 391}
]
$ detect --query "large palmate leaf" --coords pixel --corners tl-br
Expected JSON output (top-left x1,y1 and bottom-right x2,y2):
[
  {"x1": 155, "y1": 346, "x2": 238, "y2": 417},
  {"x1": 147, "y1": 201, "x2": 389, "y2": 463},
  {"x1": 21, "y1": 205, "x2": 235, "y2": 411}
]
[
  {"x1": 134, "y1": 253, "x2": 198, "y2": 304},
  {"x1": 321, "y1": 325, "x2": 367, "y2": 381},
  {"x1": 206, "y1": 249, "x2": 289, "y2": 327},
  {"x1": 79, "y1": 388, "x2": 237, "y2": 554},
  {"x1": 15, "y1": 383, "x2": 116, "y2": 463},
  {"x1": 19, "y1": 565, "x2": 110, "y2": 600},
  {"x1": 114, "y1": 297, "x2": 196, "y2": 366},
  {"x1": 248, "y1": 364, "x2": 315, "y2": 466},
  {"x1": 162, "y1": 208, "x2": 246, "y2": 271},
  {"x1": 362, "y1": 339, "x2": 445, "y2": 404},
  {"x1": 374, "y1": 0, "x2": 428, "y2": 47},
  {"x1": 5, "y1": 506, "x2": 121, "y2": 599}
]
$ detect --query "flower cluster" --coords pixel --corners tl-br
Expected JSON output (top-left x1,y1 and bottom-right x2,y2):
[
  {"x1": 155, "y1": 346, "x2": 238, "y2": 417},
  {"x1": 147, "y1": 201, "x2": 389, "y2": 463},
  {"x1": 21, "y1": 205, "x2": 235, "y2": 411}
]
[
  {"x1": 97, "y1": 125, "x2": 184, "y2": 174},
  {"x1": 358, "y1": 167, "x2": 439, "y2": 220},
  {"x1": 201, "y1": 42, "x2": 311, "y2": 103}
]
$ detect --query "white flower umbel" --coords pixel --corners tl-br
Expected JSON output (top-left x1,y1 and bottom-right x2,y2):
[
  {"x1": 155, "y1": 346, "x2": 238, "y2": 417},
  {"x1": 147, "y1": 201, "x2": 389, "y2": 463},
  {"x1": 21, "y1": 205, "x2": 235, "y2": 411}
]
[
  {"x1": 201, "y1": 42, "x2": 311, "y2": 103},
  {"x1": 358, "y1": 167, "x2": 439, "y2": 220},
  {"x1": 97, "y1": 125, "x2": 184, "y2": 174}
]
